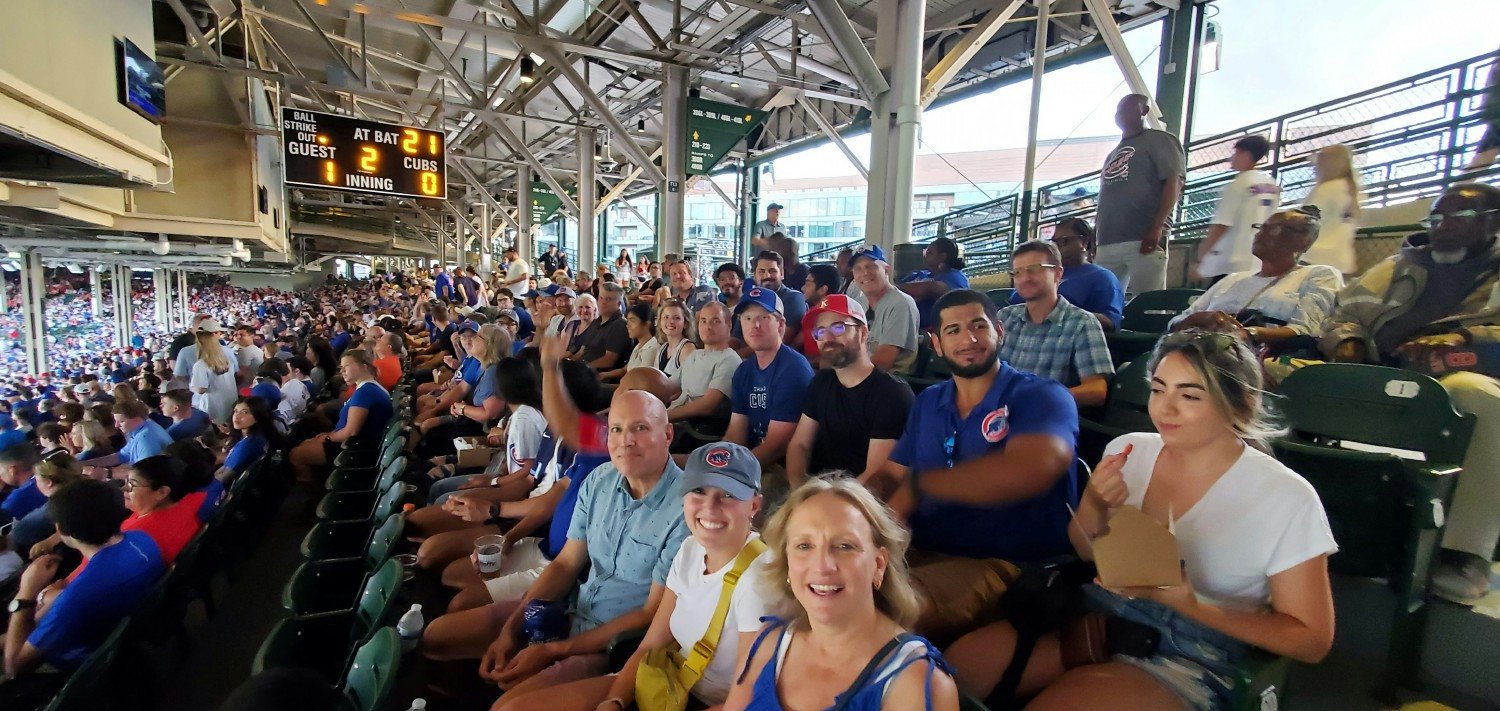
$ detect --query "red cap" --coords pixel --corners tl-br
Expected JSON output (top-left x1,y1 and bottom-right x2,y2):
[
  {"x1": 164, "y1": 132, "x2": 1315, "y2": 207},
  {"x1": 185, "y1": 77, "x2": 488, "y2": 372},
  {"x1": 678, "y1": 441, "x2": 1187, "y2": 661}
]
[{"x1": 801, "y1": 294, "x2": 867, "y2": 334}]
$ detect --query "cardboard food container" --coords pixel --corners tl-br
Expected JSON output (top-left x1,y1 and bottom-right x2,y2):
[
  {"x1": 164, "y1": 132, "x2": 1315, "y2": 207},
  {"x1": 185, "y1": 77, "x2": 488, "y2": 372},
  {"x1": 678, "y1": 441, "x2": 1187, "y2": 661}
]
[{"x1": 1092, "y1": 505, "x2": 1183, "y2": 588}]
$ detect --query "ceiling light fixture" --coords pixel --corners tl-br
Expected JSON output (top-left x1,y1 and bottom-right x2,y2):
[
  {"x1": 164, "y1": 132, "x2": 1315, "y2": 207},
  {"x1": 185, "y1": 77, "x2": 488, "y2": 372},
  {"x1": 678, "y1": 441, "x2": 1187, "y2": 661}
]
[
  {"x1": 519, "y1": 57, "x2": 537, "y2": 84},
  {"x1": 729, "y1": 81, "x2": 740, "y2": 88},
  {"x1": 636, "y1": 120, "x2": 646, "y2": 133}
]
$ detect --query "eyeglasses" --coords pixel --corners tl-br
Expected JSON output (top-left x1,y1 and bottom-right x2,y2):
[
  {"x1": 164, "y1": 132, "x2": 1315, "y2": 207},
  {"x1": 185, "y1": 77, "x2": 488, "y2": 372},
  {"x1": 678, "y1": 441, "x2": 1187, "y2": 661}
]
[
  {"x1": 811, "y1": 321, "x2": 861, "y2": 341},
  {"x1": 1008, "y1": 263, "x2": 1059, "y2": 277},
  {"x1": 122, "y1": 478, "x2": 149, "y2": 493},
  {"x1": 1422, "y1": 209, "x2": 1498, "y2": 229}
]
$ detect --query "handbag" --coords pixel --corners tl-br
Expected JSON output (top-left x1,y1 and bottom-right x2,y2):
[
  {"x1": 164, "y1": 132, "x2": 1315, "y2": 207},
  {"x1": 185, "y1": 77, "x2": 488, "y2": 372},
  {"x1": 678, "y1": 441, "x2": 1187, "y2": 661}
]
[{"x1": 635, "y1": 537, "x2": 767, "y2": 711}]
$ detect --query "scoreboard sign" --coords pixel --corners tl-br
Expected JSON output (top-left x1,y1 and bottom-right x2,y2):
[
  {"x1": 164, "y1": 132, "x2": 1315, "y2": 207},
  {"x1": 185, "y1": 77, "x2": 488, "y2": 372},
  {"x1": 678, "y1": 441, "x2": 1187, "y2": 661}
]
[{"x1": 281, "y1": 108, "x2": 446, "y2": 199}]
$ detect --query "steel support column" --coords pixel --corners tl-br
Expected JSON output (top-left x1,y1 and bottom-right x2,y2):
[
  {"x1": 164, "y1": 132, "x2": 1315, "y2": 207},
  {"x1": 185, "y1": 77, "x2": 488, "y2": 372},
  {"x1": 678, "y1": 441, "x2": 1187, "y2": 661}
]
[
  {"x1": 578, "y1": 127, "x2": 597, "y2": 273},
  {"x1": 90, "y1": 267, "x2": 103, "y2": 318},
  {"x1": 660, "y1": 64, "x2": 688, "y2": 258},
  {"x1": 177, "y1": 270, "x2": 190, "y2": 328},
  {"x1": 18, "y1": 251, "x2": 46, "y2": 376},
  {"x1": 1019, "y1": 0, "x2": 1052, "y2": 240},
  {"x1": 154, "y1": 269, "x2": 170, "y2": 331},
  {"x1": 1155, "y1": 4, "x2": 1203, "y2": 139},
  {"x1": 739, "y1": 163, "x2": 759, "y2": 265},
  {"x1": 479, "y1": 203, "x2": 493, "y2": 276},
  {"x1": 864, "y1": 0, "x2": 925, "y2": 250},
  {"x1": 517, "y1": 164, "x2": 533, "y2": 266},
  {"x1": 113, "y1": 265, "x2": 133, "y2": 350}
]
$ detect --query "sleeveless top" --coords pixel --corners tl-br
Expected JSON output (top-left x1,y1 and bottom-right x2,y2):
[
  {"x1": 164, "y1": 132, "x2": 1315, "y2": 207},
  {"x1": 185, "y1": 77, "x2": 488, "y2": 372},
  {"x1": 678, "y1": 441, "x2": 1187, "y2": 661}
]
[{"x1": 739, "y1": 617, "x2": 951, "y2": 711}]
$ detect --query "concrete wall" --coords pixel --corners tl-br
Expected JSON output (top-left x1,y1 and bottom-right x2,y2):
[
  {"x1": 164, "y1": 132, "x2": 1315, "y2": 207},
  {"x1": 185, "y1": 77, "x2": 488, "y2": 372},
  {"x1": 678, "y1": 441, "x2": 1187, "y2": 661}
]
[
  {"x1": 131, "y1": 68, "x2": 255, "y2": 222},
  {"x1": 0, "y1": 0, "x2": 161, "y2": 150}
]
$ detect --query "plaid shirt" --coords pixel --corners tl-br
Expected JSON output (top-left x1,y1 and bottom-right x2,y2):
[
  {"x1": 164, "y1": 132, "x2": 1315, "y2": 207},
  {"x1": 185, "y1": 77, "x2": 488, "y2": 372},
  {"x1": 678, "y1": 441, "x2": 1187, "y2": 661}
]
[{"x1": 998, "y1": 296, "x2": 1114, "y2": 387}]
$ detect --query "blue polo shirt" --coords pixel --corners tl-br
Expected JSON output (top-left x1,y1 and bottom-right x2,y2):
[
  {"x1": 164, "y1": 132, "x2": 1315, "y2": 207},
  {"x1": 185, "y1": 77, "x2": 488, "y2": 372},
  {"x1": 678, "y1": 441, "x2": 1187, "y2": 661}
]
[
  {"x1": 121, "y1": 419, "x2": 174, "y2": 465},
  {"x1": 730, "y1": 345, "x2": 814, "y2": 449},
  {"x1": 890, "y1": 363, "x2": 1080, "y2": 562},
  {"x1": 167, "y1": 408, "x2": 212, "y2": 441},
  {"x1": 1009, "y1": 263, "x2": 1124, "y2": 331},
  {"x1": 901, "y1": 267, "x2": 970, "y2": 330},
  {"x1": 336, "y1": 381, "x2": 394, "y2": 447},
  {"x1": 566, "y1": 458, "x2": 689, "y2": 636},
  {"x1": 29, "y1": 530, "x2": 162, "y2": 669}
]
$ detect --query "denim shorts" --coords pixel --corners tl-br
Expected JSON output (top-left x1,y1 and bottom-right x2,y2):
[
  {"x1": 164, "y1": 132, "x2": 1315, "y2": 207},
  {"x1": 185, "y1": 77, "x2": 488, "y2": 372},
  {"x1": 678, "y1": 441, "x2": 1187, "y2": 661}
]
[{"x1": 1084, "y1": 585, "x2": 1249, "y2": 711}]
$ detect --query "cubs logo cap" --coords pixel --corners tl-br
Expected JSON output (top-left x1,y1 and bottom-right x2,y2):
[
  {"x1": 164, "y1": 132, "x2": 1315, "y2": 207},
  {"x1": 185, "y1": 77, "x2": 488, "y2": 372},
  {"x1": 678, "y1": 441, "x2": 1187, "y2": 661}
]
[
  {"x1": 682, "y1": 442, "x2": 762, "y2": 500},
  {"x1": 733, "y1": 285, "x2": 785, "y2": 318}
]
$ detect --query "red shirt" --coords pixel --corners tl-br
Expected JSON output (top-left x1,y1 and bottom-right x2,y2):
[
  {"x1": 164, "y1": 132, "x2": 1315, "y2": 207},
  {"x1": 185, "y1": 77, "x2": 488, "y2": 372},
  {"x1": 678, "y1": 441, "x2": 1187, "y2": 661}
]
[
  {"x1": 374, "y1": 355, "x2": 403, "y2": 390},
  {"x1": 122, "y1": 493, "x2": 206, "y2": 565}
]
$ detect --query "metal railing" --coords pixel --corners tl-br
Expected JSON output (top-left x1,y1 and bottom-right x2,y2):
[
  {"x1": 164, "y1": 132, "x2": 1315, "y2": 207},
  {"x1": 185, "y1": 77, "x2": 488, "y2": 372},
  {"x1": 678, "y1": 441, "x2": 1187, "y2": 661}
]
[
  {"x1": 800, "y1": 193, "x2": 1023, "y2": 277},
  {"x1": 1021, "y1": 48, "x2": 1500, "y2": 262}
]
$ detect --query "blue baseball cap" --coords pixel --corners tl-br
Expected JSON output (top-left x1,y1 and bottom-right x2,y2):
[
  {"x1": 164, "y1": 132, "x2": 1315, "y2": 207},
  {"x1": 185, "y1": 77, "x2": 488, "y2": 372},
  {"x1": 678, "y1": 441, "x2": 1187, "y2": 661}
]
[
  {"x1": 457, "y1": 320, "x2": 481, "y2": 334},
  {"x1": 734, "y1": 285, "x2": 784, "y2": 317},
  {"x1": 682, "y1": 442, "x2": 762, "y2": 500},
  {"x1": 850, "y1": 244, "x2": 886, "y2": 266}
]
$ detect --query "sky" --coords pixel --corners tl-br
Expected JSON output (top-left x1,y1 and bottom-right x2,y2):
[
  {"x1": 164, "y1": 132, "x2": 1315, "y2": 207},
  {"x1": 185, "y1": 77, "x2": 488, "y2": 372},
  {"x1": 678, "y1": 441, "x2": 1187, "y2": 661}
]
[{"x1": 769, "y1": 0, "x2": 1499, "y2": 182}]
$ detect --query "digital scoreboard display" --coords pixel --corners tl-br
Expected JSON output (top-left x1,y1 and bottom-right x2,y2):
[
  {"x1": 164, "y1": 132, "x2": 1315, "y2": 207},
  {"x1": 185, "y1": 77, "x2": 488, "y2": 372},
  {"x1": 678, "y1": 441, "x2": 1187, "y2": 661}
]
[{"x1": 281, "y1": 108, "x2": 446, "y2": 199}]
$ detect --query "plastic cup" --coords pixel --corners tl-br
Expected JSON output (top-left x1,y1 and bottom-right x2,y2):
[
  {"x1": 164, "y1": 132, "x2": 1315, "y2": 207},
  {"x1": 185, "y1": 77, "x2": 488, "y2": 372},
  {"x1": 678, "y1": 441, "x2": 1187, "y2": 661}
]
[{"x1": 474, "y1": 534, "x2": 505, "y2": 577}]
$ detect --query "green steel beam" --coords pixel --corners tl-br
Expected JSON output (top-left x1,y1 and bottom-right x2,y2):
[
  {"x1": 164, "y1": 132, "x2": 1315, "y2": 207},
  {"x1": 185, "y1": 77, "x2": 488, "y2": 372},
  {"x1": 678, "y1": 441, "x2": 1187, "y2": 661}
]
[{"x1": 1155, "y1": 4, "x2": 1203, "y2": 139}]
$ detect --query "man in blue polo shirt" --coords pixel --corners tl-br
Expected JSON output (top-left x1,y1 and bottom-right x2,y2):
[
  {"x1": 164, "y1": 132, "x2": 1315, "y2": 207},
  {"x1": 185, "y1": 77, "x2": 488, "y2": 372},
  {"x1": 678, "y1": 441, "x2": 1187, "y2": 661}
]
[
  {"x1": 79, "y1": 400, "x2": 175, "y2": 479},
  {"x1": 884, "y1": 288, "x2": 1079, "y2": 644},
  {"x1": 6, "y1": 479, "x2": 163, "y2": 677},
  {"x1": 434, "y1": 264, "x2": 454, "y2": 301},
  {"x1": 726, "y1": 285, "x2": 814, "y2": 472},
  {"x1": 1010, "y1": 218, "x2": 1124, "y2": 331}
]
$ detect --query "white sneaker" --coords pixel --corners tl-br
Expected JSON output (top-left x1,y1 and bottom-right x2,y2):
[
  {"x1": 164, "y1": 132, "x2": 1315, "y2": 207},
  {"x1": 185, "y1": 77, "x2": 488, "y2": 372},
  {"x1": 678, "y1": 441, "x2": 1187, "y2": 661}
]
[{"x1": 1432, "y1": 554, "x2": 1492, "y2": 606}]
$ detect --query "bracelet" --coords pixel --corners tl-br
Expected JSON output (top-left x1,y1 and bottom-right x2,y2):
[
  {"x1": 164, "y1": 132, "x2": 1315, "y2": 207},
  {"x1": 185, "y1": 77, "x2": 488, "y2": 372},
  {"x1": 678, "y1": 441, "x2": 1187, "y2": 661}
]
[{"x1": 601, "y1": 699, "x2": 626, "y2": 710}]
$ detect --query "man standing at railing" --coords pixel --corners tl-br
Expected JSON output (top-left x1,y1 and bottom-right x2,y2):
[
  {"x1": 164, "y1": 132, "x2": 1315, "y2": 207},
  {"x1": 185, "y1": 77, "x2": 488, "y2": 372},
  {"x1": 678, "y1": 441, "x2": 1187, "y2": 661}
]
[
  {"x1": 751, "y1": 202, "x2": 785, "y2": 249},
  {"x1": 1093, "y1": 94, "x2": 1185, "y2": 297}
]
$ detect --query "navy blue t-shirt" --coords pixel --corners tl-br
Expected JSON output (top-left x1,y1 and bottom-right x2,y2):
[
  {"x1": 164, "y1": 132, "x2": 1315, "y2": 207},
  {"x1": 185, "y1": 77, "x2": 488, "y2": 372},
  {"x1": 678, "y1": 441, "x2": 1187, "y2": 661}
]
[
  {"x1": 890, "y1": 363, "x2": 1079, "y2": 562},
  {"x1": 1009, "y1": 263, "x2": 1124, "y2": 331},
  {"x1": 514, "y1": 306, "x2": 536, "y2": 341},
  {"x1": 730, "y1": 345, "x2": 815, "y2": 449},
  {"x1": 900, "y1": 267, "x2": 970, "y2": 330},
  {"x1": 337, "y1": 382, "x2": 394, "y2": 447},
  {"x1": 167, "y1": 409, "x2": 212, "y2": 441}
]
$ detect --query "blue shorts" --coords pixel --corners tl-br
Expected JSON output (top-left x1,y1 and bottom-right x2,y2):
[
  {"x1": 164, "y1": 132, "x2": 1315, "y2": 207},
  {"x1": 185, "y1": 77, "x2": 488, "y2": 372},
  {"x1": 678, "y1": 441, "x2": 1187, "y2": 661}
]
[{"x1": 1084, "y1": 585, "x2": 1250, "y2": 711}]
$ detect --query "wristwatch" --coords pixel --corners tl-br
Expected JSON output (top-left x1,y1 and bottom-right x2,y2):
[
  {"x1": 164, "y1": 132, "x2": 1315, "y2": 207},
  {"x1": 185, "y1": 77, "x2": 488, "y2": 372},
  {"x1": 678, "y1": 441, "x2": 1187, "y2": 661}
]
[{"x1": 8, "y1": 598, "x2": 36, "y2": 613}]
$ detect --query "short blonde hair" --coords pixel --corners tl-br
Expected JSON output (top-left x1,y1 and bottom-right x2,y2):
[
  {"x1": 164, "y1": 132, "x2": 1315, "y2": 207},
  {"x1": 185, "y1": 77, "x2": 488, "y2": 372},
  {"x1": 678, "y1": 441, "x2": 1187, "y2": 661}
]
[{"x1": 759, "y1": 476, "x2": 921, "y2": 629}]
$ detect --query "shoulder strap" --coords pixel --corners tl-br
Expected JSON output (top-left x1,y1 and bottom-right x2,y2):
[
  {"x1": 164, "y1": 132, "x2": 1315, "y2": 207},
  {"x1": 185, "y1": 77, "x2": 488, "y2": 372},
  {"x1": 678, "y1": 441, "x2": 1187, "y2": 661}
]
[
  {"x1": 736, "y1": 616, "x2": 788, "y2": 685},
  {"x1": 679, "y1": 537, "x2": 768, "y2": 685},
  {"x1": 829, "y1": 635, "x2": 910, "y2": 711}
]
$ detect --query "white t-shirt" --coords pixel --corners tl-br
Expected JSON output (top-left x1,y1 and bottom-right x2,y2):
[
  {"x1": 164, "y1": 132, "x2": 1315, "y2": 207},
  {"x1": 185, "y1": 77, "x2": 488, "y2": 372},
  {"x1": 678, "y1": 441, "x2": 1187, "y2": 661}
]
[
  {"x1": 1104, "y1": 432, "x2": 1337, "y2": 611},
  {"x1": 529, "y1": 438, "x2": 568, "y2": 500},
  {"x1": 504, "y1": 257, "x2": 531, "y2": 289},
  {"x1": 505, "y1": 405, "x2": 548, "y2": 480},
  {"x1": 665, "y1": 535, "x2": 774, "y2": 704},
  {"x1": 1302, "y1": 178, "x2": 1359, "y2": 274},
  {"x1": 236, "y1": 343, "x2": 265, "y2": 373},
  {"x1": 626, "y1": 338, "x2": 663, "y2": 372},
  {"x1": 277, "y1": 378, "x2": 311, "y2": 426},
  {"x1": 671, "y1": 348, "x2": 742, "y2": 408},
  {"x1": 1200, "y1": 169, "x2": 1281, "y2": 277},
  {"x1": 190, "y1": 360, "x2": 239, "y2": 424}
]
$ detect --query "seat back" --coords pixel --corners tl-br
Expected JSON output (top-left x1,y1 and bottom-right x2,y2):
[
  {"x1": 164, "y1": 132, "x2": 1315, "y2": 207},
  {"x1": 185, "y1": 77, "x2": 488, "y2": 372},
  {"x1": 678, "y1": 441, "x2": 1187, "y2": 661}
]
[
  {"x1": 375, "y1": 458, "x2": 405, "y2": 493},
  {"x1": 1276, "y1": 363, "x2": 1475, "y2": 464},
  {"x1": 1100, "y1": 358, "x2": 1155, "y2": 432},
  {"x1": 362, "y1": 513, "x2": 405, "y2": 569},
  {"x1": 986, "y1": 288, "x2": 1016, "y2": 307},
  {"x1": 372, "y1": 482, "x2": 406, "y2": 522},
  {"x1": 352, "y1": 559, "x2": 405, "y2": 641},
  {"x1": 44, "y1": 621, "x2": 128, "y2": 711},
  {"x1": 1119, "y1": 289, "x2": 1203, "y2": 332},
  {"x1": 342, "y1": 628, "x2": 402, "y2": 711}
]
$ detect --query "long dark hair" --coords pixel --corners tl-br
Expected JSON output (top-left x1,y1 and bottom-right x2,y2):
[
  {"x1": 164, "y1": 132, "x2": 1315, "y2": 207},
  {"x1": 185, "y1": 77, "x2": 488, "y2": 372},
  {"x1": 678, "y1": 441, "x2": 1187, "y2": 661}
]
[
  {"x1": 305, "y1": 337, "x2": 337, "y2": 376},
  {"x1": 229, "y1": 396, "x2": 282, "y2": 450}
]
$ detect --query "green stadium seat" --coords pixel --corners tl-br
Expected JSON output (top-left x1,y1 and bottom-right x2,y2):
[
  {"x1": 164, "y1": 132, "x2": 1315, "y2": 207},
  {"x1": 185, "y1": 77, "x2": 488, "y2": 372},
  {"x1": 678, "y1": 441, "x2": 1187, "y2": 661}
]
[
  {"x1": 985, "y1": 288, "x2": 1016, "y2": 307},
  {"x1": 282, "y1": 513, "x2": 404, "y2": 616},
  {"x1": 315, "y1": 474, "x2": 405, "y2": 522},
  {"x1": 1076, "y1": 358, "x2": 1154, "y2": 467},
  {"x1": 1271, "y1": 363, "x2": 1474, "y2": 701},
  {"x1": 42, "y1": 621, "x2": 127, "y2": 711},
  {"x1": 341, "y1": 628, "x2": 402, "y2": 711},
  {"x1": 253, "y1": 558, "x2": 404, "y2": 682},
  {"x1": 1105, "y1": 289, "x2": 1202, "y2": 366},
  {"x1": 302, "y1": 510, "x2": 405, "y2": 561},
  {"x1": 325, "y1": 449, "x2": 405, "y2": 493}
]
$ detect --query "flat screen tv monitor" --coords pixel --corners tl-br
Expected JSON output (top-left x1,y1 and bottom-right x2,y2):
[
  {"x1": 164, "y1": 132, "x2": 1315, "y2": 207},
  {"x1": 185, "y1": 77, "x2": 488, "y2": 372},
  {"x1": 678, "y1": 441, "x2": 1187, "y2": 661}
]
[{"x1": 116, "y1": 37, "x2": 165, "y2": 123}]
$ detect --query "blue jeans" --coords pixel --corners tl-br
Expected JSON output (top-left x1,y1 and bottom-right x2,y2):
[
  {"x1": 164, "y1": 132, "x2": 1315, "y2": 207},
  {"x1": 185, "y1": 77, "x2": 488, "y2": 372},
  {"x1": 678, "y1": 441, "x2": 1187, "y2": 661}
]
[
  {"x1": 1084, "y1": 585, "x2": 1249, "y2": 711},
  {"x1": 427, "y1": 473, "x2": 483, "y2": 505}
]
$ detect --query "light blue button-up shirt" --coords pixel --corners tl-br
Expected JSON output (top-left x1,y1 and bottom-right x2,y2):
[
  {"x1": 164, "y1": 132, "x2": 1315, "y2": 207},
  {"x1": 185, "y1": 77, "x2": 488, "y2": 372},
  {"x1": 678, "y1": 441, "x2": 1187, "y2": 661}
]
[
  {"x1": 565, "y1": 459, "x2": 689, "y2": 634},
  {"x1": 121, "y1": 418, "x2": 174, "y2": 465}
]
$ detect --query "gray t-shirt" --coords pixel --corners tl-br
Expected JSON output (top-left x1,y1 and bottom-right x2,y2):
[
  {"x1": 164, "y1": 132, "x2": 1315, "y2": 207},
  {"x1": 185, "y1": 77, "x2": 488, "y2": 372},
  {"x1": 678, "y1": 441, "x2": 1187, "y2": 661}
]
[
  {"x1": 858, "y1": 288, "x2": 920, "y2": 374},
  {"x1": 1094, "y1": 129, "x2": 1185, "y2": 247}
]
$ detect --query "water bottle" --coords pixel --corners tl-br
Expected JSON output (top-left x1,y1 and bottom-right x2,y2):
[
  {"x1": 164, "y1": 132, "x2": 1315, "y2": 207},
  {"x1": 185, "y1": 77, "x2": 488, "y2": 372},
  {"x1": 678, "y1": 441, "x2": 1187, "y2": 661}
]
[
  {"x1": 407, "y1": 700, "x2": 427, "y2": 711},
  {"x1": 397, "y1": 604, "x2": 424, "y2": 653}
]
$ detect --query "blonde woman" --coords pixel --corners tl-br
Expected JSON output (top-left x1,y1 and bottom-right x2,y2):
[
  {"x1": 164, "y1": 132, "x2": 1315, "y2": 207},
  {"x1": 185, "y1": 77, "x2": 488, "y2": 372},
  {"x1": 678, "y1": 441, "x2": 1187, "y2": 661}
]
[
  {"x1": 189, "y1": 320, "x2": 238, "y2": 424},
  {"x1": 653, "y1": 298, "x2": 699, "y2": 379},
  {"x1": 71, "y1": 420, "x2": 115, "y2": 461},
  {"x1": 723, "y1": 477, "x2": 959, "y2": 711},
  {"x1": 1301, "y1": 145, "x2": 1362, "y2": 275},
  {"x1": 945, "y1": 331, "x2": 1335, "y2": 710}
]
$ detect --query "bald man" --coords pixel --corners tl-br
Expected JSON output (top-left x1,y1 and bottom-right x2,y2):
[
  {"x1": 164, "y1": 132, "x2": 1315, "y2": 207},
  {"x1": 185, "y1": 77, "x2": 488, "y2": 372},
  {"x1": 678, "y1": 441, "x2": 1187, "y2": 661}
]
[
  {"x1": 1093, "y1": 93, "x2": 1185, "y2": 297},
  {"x1": 422, "y1": 333, "x2": 690, "y2": 699}
]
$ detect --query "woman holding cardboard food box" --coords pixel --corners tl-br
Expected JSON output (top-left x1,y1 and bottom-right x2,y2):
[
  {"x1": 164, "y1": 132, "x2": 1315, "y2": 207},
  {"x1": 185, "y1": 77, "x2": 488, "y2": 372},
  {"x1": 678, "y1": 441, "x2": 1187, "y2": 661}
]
[{"x1": 944, "y1": 330, "x2": 1337, "y2": 711}]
